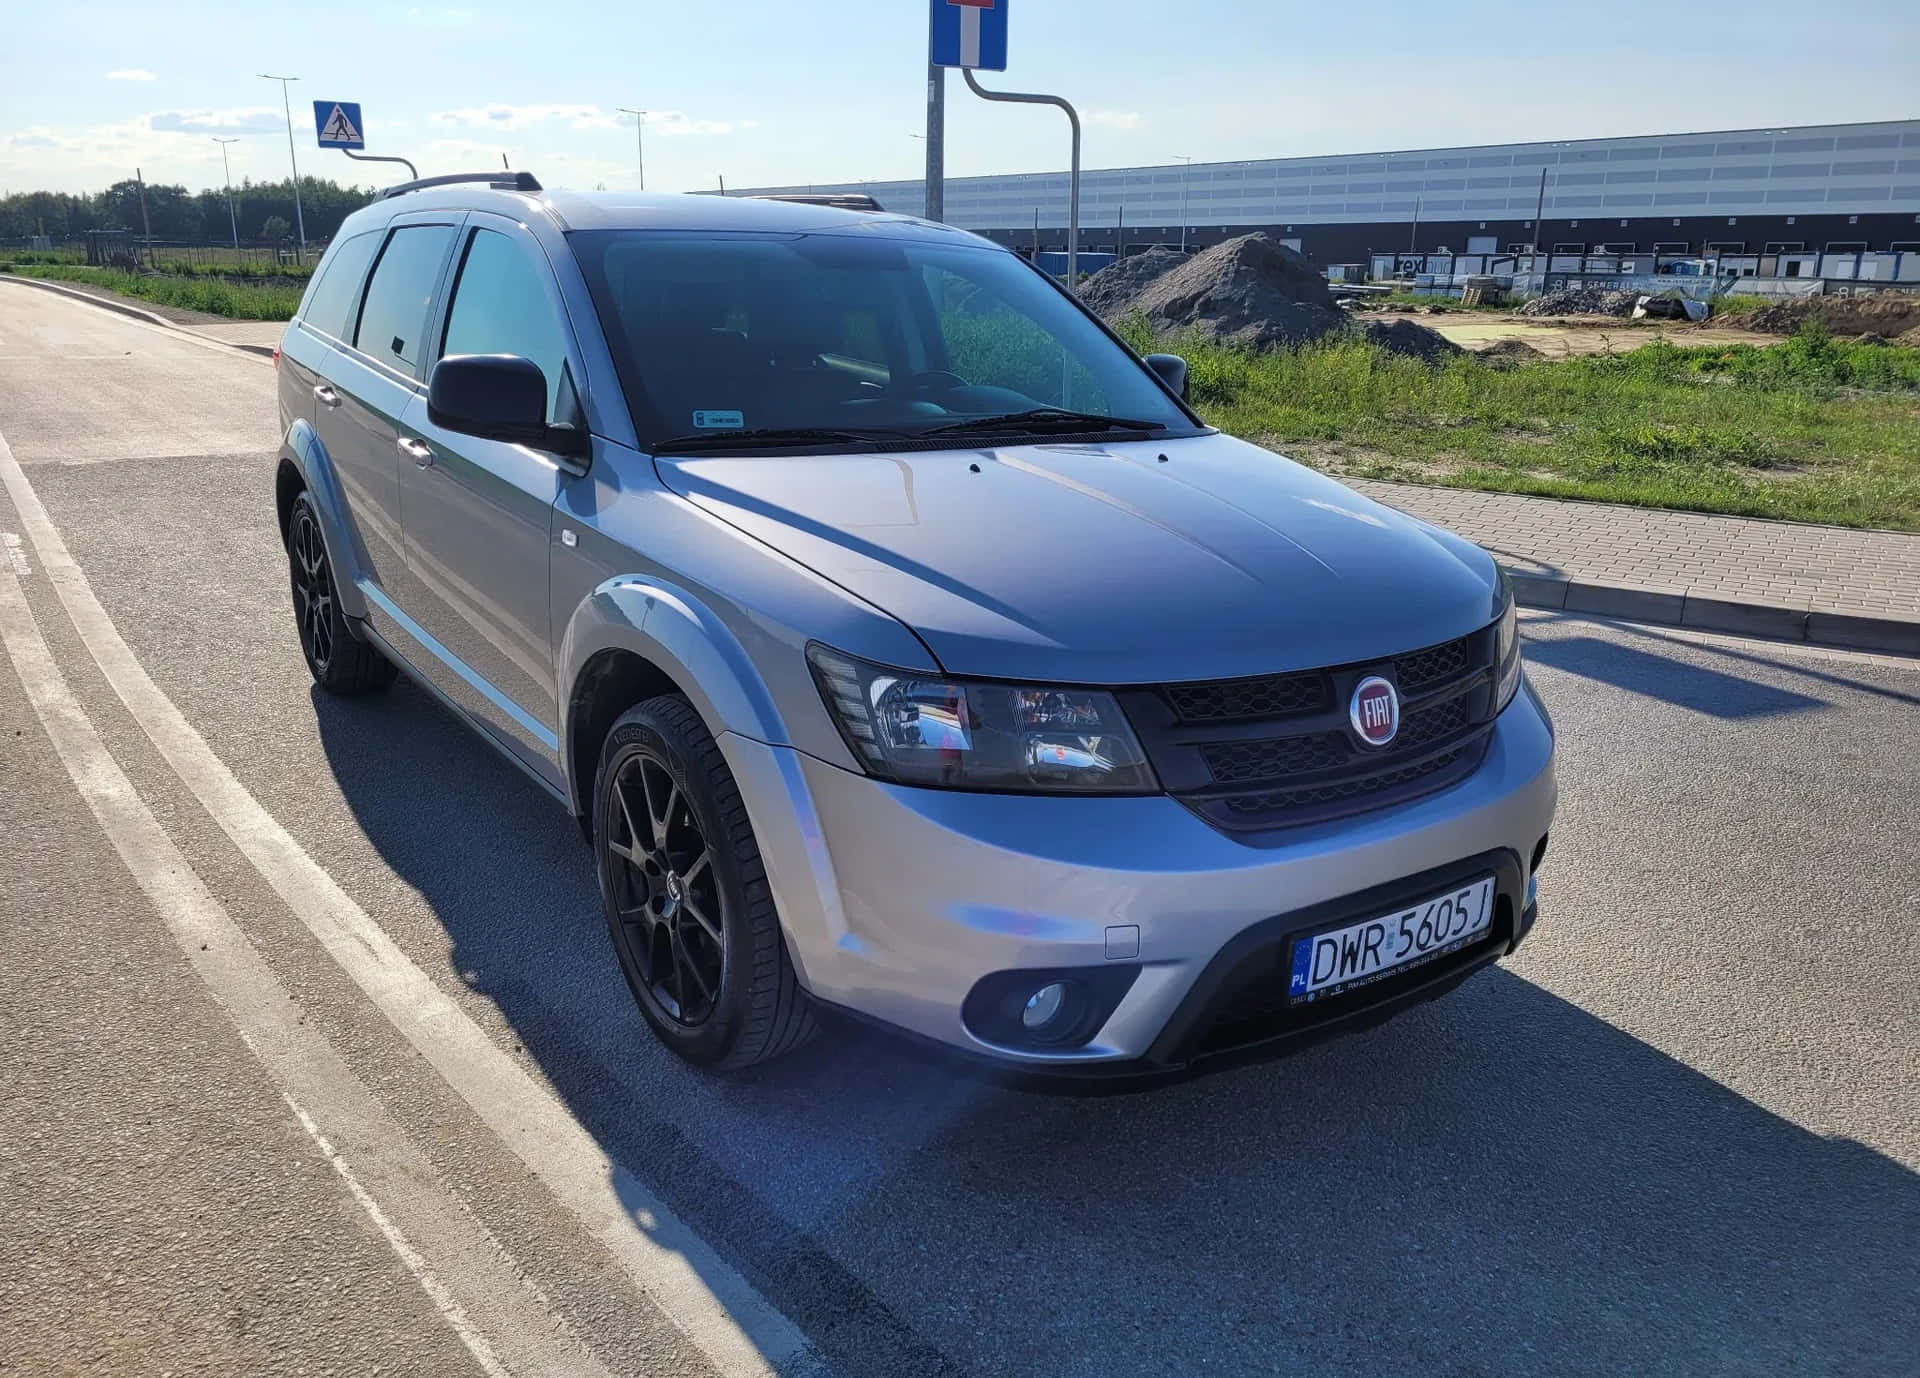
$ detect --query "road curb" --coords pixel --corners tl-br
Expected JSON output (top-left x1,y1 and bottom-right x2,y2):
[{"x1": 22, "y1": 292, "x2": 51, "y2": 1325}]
[
  {"x1": 0, "y1": 273, "x2": 279, "y2": 357},
  {"x1": 1507, "y1": 570, "x2": 1920, "y2": 655}
]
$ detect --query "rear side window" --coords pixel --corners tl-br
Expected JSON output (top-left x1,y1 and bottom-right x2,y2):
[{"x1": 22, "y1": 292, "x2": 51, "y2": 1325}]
[
  {"x1": 298, "y1": 230, "x2": 380, "y2": 341},
  {"x1": 355, "y1": 225, "x2": 456, "y2": 377},
  {"x1": 440, "y1": 228, "x2": 572, "y2": 423}
]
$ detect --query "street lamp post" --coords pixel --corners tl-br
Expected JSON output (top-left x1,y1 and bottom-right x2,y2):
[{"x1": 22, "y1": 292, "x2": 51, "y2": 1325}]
[
  {"x1": 212, "y1": 137, "x2": 241, "y2": 264},
  {"x1": 259, "y1": 74, "x2": 307, "y2": 262},
  {"x1": 1174, "y1": 154, "x2": 1192, "y2": 253},
  {"x1": 616, "y1": 108, "x2": 646, "y2": 191}
]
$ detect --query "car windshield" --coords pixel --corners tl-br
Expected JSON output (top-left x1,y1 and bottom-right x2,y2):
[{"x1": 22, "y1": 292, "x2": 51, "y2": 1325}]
[{"x1": 569, "y1": 229, "x2": 1200, "y2": 451}]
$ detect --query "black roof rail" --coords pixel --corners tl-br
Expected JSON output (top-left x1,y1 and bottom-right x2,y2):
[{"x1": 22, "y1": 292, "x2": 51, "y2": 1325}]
[
  {"x1": 374, "y1": 170, "x2": 543, "y2": 201},
  {"x1": 750, "y1": 192, "x2": 884, "y2": 212}
]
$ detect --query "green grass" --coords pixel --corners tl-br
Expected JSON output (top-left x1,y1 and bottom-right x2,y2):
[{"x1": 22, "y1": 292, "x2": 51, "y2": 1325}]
[
  {"x1": 0, "y1": 263, "x2": 304, "y2": 320},
  {"x1": 1119, "y1": 318, "x2": 1920, "y2": 530},
  {"x1": 1362, "y1": 290, "x2": 1518, "y2": 314}
]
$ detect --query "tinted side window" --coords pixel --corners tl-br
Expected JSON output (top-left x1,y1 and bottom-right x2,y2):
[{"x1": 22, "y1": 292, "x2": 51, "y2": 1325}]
[
  {"x1": 298, "y1": 230, "x2": 380, "y2": 341},
  {"x1": 355, "y1": 225, "x2": 456, "y2": 377},
  {"x1": 440, "y1": 229, "x2": 571, "y2": 422}
]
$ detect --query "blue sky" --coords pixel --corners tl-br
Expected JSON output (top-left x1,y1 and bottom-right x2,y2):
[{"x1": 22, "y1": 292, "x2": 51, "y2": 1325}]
[{"x1": 2, "y1": 0, "x2": 1916, "y2": 195}]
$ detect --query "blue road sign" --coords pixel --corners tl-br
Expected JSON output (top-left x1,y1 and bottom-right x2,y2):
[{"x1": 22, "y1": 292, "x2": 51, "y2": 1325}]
[
  {"x1": 929, "y1": 0, "x2": 1007, "y2": 71},
  {"x1": 313, "y1": 101, "x2": 366, "y2": 150}
]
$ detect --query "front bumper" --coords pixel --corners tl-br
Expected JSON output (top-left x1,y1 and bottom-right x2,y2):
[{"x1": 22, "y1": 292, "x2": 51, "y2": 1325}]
[{"x1": 724, "y1": 678, "x2": 1556, "y2": 1077}]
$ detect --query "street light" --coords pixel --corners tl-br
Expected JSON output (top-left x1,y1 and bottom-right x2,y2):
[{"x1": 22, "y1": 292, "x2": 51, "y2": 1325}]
[
  {"x1": 259, "y1": 74, "x2": 307, "y2": 262},
  {"x1": 616, "y1": 108, "x2": 647, "y2": 191},
  {"x1": 1174, "y1": 154, "x2": 1192, "y2": 253},
  {"x1": 212, "y1": 137, "x2": 241, "y2": 264}
]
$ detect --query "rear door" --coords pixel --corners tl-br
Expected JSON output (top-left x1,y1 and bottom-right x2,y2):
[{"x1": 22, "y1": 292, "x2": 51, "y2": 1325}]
[
  {"x1": 394, "y1": 214, "x2": 585, "y2": 782},
  {"x1": 326, "y1": 214, "x2": 460, "y2": 616},
  {"x1": 285, "y1": 228, "x2": 384, "y2": 571}
]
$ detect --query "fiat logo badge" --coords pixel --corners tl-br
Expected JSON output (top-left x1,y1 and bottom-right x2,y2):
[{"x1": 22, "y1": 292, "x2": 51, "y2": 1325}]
[{"x1": 1350, "y1": 676, "x2": 1399, "y2": 747}]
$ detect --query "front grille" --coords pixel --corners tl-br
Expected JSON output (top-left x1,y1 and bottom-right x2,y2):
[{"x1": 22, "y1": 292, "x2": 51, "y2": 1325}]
[
  {"x1": 1396, "y1": 637, "x2": 1471, "y2": 693},
  {"x1": 1132, "y1": 627, "x2": 1498, "y2": 832},
  {"x1": 1200, "y1": 733, "x2": 1347, "y2": 783},
  {"x1": 1163, "y1": 671, "x2": 1327, "y2": 722},
  {"x1": 1217, "y1": 742, "x2": 1478, "y2": 817}
]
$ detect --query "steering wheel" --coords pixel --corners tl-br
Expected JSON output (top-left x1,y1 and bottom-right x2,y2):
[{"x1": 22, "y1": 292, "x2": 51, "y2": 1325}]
[{"x1": 887, "y1": 369, "x2": 970, "y2": 396}]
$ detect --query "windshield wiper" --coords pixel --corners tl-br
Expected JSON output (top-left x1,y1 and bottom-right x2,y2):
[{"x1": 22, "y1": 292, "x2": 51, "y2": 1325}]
[
  {"x1": 917, "y1": 407, "x2": 1168, "y2": 439},
  {"x1": 651, "y1": 426, "x2": 911, "y2": 454}
]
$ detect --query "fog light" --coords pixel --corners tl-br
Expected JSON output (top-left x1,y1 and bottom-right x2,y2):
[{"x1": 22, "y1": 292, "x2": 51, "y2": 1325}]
[{"x1": 1021, "y1": 982, "x2": 1068, "y2": 1031}]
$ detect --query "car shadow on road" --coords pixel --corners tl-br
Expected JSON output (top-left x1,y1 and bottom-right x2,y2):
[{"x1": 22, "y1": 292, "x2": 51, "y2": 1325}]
[
  {"x1": 1522, "y1": 632, "x2": 1826, "y2": 718},
  {"x1": 312, "y1": 679, "x2": 1920, "y2": 1378}
]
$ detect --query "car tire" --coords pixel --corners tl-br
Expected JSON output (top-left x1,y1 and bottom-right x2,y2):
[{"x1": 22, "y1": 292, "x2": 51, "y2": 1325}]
[
  {"x1": 286, "y1": 491, "x2": 396, "y2": 695},
  {"x1": 593, "y1": 694, "x2": 816, "y2": 1069}
]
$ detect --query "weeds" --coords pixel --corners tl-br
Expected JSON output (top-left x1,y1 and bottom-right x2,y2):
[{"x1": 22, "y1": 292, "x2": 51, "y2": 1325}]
[
  {"x1": 1, "y1": 263, "x2": 304, "y2": 321},
  {"x1": 1127, "y1": 319, "x2": 1920, "y2": 529}
]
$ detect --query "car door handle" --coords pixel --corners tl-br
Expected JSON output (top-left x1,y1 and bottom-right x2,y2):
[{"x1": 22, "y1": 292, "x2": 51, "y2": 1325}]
[
  {"x1": 313, "y1": 384, "x2": 341, "y2": 408},
  {"x1": 397, "y1": 437, "x2": 434, "y2": 468}
]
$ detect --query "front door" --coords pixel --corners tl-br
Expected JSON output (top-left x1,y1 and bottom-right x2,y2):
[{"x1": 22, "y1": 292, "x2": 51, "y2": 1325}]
[{"x1": 395, "y1": 216, "x2": 583, "y2": 785}]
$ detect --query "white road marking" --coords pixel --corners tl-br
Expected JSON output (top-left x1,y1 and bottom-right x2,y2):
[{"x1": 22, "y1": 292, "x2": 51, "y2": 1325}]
[
  {"x1": 0, "y1": 546, "x2": 613, "y2": 1378},
  {"x1": 0, "y1": 427, "x2": 825, "y2": 1377},
  {"x1": 2, "y1": 531, "x2": 28, "y2": 577},
  {"x1": 283, "y1": 1094, "x2": 512, "y2": 1378}
]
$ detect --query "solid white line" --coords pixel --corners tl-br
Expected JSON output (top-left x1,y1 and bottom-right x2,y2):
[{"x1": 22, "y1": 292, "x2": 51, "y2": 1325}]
[
  {"x1": 283, "y1": 1094, "x2": 512, "y2": 1378},
  {"x1": 0, "y1": 429, "x2": 823, "y2": 1376},
  {"x1": 0, "y1": 548, "x2": 612, "y2": 1378}
]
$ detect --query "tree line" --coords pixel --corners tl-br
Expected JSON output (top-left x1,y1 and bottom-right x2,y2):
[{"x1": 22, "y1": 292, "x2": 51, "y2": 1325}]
[{"x1": 0, "y1": 176, "x2": 378, "y2": 245}]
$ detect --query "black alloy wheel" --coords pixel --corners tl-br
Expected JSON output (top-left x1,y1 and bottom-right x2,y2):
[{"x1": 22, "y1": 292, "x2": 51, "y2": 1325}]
[
  {"x1": 593, "y1": 695, "x2": 815, "y2": 1068},
  {"x1": 290, "y1": 502, "x2": 337, "y2": 672},
  {"x1": 604, "y1": 751, "x2": 725, "y2": 1026},
  {"x1": 285, "y1": 490, "x2": 395, "y2": 695}
]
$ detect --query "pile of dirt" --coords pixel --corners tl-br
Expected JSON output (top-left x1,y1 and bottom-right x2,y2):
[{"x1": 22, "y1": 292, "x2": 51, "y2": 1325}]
[
  {"x1": 1078, "y1": 246, "x2": 1184, "y2": 317},
  {"x1": 1715, "y1": 292, "x2": 1920, "y2": 339},
  {"x1": 1103, "y1": 233, "x2": 1348, "y2": 348},
  {"x1": 1517, "y1": 286, "x2": 1640, "y2": 317},
  {"x1": 1475, "y1": 337, "x2": 1546, "y2": 368},
  {"x1": 1084, "y1": 232, "x2": 1458, "y2": 361},
  {"x1": 1359, "y1": 317, "x2": 1464, "y2": 364}
]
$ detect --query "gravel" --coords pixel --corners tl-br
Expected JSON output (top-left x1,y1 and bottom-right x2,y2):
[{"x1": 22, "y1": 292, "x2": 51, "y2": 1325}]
[{"x1": 1516, "y1": 285, "x2": 1641, "y2": 317}]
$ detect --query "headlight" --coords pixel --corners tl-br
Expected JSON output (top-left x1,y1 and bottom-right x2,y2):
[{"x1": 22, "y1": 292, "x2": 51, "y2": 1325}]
[
  {"x1": 807, "y1": 646, "x2": 1158, "y2": 794},
  {"x1": 1493, "y1": 571, "x2": 1522, "y2": 711}
]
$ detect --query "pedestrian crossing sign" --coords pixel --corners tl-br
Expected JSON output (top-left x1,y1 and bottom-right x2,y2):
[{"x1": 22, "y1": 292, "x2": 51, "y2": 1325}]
[{"x1": 313, "y1": 101, "x2": 366, "y2": 150}]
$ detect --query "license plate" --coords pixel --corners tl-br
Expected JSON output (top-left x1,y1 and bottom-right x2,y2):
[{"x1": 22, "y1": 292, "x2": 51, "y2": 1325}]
[{"x1": 1287, "y1": 876, "x2": 1495, "y2": 1003}]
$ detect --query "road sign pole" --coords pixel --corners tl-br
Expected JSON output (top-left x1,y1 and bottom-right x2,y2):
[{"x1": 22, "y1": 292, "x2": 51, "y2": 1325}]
[
  {"x1": 340, "y1": 148, "x2": 418, "y2": 180},
  {"x1": 924, "y1": 63, "x2": 945, "y2": 222},
  {"x1": 962, "y1": 68, "x2": 1078, "y2": 288}
]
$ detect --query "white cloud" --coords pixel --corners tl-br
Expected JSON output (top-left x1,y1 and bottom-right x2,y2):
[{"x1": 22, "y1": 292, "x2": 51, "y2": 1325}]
[
  {"x1": 426, "y1": 103, "x2": 753, "y2": 139},
  {"x1": 107, "y1": 68, "x2": 156, "y2": 82},
  {"x1": 645, "y1": 110, "x2": 758, "y2": 138},
  {"x1": 431, "y1": 103, "x2": 616, "y2": 132},
  {"x1": 148, "y1": 106, "x2": 285, "y2": 136},
  {"x1": 1089, "y1": 110, "x2": 1143, "y2": 132}
]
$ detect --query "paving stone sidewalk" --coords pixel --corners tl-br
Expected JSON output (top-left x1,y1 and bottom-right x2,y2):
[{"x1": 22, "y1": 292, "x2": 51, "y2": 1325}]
[{"x1": 1351, "y1": 480, "x2": 1920, "y2": 654}]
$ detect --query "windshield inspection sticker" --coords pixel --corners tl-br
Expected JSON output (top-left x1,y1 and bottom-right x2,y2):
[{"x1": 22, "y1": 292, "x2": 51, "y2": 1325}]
[{"x1": 692, "y1": 410, "x2": 744, "y2": 430}]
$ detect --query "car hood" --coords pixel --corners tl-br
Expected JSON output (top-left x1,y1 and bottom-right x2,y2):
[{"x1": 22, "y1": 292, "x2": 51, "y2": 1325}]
[{"x1": 655, "y1": 432, "x2": 1501, "y2": 684}]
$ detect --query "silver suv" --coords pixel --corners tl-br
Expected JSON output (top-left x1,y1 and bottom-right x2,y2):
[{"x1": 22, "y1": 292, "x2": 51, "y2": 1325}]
[{"x1": 274, "y1": 172, "x2": 1556, "y2": 1081}]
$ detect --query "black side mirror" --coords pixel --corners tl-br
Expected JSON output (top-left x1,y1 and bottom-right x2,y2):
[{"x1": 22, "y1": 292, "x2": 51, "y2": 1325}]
[
  {"x1": 427, "y1": 354, "x2": 588, "y2": 459},
  {"x1": 1144, "y1": 352, "x2": 1189, "y2": 401}
]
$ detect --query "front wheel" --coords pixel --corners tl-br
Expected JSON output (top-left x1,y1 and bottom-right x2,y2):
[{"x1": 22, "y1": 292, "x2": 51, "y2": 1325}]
[
  {"x1": 286, "y1": 491, "x2": 395, "y2": 695},
  {"x1": 593, "y1": 694, "x2": 815, "y2": 1069}
]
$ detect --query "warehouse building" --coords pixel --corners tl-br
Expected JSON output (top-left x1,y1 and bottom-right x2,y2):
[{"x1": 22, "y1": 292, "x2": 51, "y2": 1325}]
[{"x1": 733, "y1": 119, "x2": 1920, "y2": 280}]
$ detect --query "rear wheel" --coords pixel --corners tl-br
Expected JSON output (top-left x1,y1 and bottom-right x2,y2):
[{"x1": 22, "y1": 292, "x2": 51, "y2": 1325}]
[
  {"x1": 287, "y1": 491, "x2": 395, "y2": 695},
  {"x1": 593, "y1": 694, "x2": 815, "y2": 1069}
]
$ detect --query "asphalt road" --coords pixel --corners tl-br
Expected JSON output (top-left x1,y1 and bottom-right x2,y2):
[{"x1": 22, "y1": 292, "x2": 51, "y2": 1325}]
[{"x1": 1, "y1": 282, "x2": 1916, "y2": 1378}]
